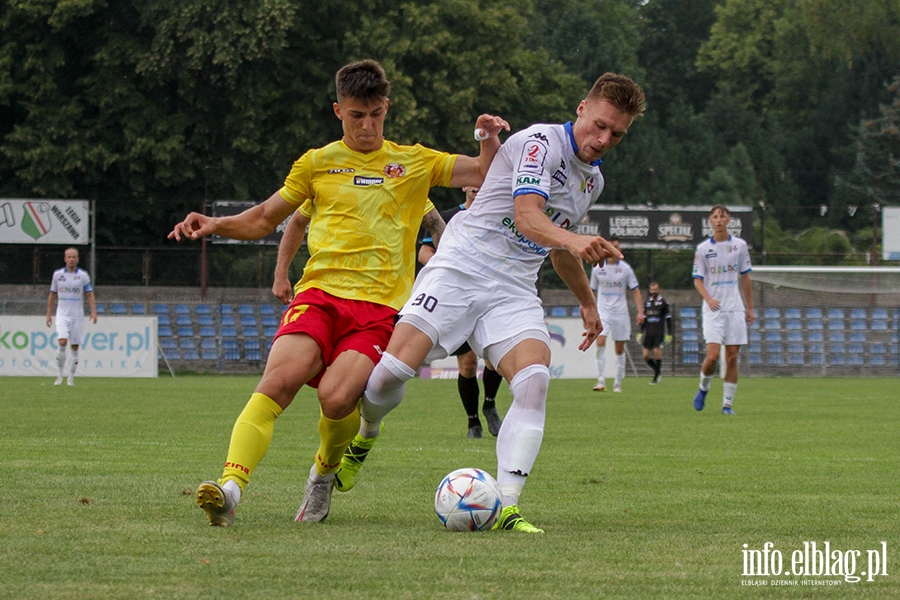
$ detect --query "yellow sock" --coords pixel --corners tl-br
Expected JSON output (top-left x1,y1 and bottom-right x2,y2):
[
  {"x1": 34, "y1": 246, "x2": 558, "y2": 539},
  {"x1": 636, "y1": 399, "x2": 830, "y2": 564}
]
[
  {"x1": 315, "y1": 405, "x2": 361, "y2": 476},
  {"x1": 218, "y1": 392, "x2": 283, "y2": 493}
]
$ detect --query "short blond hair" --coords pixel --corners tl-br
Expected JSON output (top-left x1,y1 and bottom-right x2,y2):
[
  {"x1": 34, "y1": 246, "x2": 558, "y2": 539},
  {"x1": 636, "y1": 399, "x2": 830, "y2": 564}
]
[{"x1": 587, "y1": 73, "x2": 645, "y2": 118}]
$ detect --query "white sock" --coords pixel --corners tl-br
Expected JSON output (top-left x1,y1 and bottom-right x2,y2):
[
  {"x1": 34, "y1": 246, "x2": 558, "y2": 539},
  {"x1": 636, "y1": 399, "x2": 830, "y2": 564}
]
[
  {"x1": 723, "y1": 382, "x2": 737, "y2": 408},
  {"x1": 359, "y1": 352, "x2": 415, "y2": 436},
  {"x1": 70, "y1": 349, "x2": 79, "y2": 376},
  {"x1": 496, "y1": 364, "x2": 549, "y2": 507},
  {"x1": 614, "y1": 352, "x2": 626, "y2": 385},
  {"x1": 308, "y1": 463, "x2": 335, "y2": 482},
  {"x1": 596, "y1": 346, "x2": 606, "y2": 381},
  {"x1": 699, "y1": 372, "x2": 713, "y2": 392},
  {"x1": 56, "y1": 346, "x2": 66, "y2": 375},
  {"x1": 222, "y1": 479, "x2": 242, "y2": 504}
]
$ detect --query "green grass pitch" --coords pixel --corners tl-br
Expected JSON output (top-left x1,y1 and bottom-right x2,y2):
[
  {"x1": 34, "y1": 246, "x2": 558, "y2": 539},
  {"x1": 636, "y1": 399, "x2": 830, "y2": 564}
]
[{"x1": 1, "y1": 374, "x2": 897, "y2": 599}]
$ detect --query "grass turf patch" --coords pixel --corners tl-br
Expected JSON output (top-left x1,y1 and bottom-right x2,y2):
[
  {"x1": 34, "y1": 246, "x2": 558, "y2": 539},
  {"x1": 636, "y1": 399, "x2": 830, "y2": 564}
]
[{"x1": 1, "y1": 375, "x2": 897, "y2": 599}]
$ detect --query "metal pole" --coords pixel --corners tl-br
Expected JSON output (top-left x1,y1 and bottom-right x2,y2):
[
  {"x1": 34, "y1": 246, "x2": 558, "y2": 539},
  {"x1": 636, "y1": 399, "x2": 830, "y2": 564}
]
[
  {"x1": 758, "y1": 200, "x2": 766, "y2": 265},
  {"x1": 201, "y1": 168, "x2": 210, "y2": 299},
  {"x1": 872, "y1": 203, "x2": 880, "y2": 266},
  {"x1": 90, "y1": 200, "x2": 97, "y2": 282}
]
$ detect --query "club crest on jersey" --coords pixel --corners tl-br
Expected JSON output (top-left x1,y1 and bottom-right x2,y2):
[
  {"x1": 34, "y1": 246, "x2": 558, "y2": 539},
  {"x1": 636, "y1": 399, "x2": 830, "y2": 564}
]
[
  {"x1": 582, "y1": 177, "x2": 596, "y2": 193},
  {"x1": 354, "y1": 176, "x2": 385, "y2": 186},
  {"x1": 517, "y1": 139, "x2": 548, "y2": 174},
  {"x1": 327, "y1": 168, "x2": 355, "y2": 174},
  {"x1": 383, "y1": 163, "x2": 406, "y2": 178}
]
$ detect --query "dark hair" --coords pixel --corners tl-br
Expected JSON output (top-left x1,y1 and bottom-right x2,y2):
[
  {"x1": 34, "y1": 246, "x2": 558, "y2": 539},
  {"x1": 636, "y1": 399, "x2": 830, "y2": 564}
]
[
  {"x1": 587, "y1": 73, "x2": 645, "y2": 118},
  {"x1": 709, "y1": 204, "x2": 731, "y2": 217},
  {"x1": 335, "y1": 60, "x2": 390, "y2": 103}
]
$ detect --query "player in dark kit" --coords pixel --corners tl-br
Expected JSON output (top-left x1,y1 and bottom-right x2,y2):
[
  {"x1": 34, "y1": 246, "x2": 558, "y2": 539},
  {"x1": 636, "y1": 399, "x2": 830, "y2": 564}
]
[
  {"x1": 640, "y1": 281, "x2": 672, "y2": 384},
  {"x1": 419, "y1": 186, "x2": 504, "y2": 438}
]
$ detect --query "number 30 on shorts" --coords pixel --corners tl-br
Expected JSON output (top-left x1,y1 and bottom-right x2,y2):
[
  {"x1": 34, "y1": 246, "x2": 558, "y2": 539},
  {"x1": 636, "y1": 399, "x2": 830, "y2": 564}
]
[{"x1": 411, "y1": 293, "x2": 438, "y2": 312}]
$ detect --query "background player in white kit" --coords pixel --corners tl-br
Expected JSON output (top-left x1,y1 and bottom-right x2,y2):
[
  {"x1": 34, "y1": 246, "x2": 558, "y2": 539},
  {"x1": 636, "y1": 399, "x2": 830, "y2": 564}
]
[
  {"x1": 589, "y1": 237, "x2": 644, "y2": 393},
  {"x1": 691, "y1": 205, "x2": 754, "y2": 415},
  {"x1": 46, "y1": 247, "x2": 97, "y2": 386},
  {"x1": 336, "y1": 73, "x2": 645, "y2": 533}
]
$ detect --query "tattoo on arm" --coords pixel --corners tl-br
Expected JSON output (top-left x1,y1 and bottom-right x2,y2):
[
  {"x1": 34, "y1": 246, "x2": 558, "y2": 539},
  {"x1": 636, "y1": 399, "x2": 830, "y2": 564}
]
[{"x1": 423, "y1": 209, "x2": 446, "y2": 249}]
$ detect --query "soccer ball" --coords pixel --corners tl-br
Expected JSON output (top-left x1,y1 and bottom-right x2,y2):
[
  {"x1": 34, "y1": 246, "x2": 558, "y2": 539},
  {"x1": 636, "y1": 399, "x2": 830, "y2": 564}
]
[{"x1": 434, "y1": 468, "x2": 502, "y2": 531}]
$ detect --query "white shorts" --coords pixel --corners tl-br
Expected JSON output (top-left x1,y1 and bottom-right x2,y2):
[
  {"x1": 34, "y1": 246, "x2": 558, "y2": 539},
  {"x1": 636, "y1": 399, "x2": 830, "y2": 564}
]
[
  {"x1": 702, "y1": 310, "x2": 748, "y2": 346},
  {"x1": 399, "y1": 264, "x2": 550, "y2": 367},
  {"x1": 56, "y1": 316, "x2": 84, "y2": 345},
  {"x1": 598, "y1": 312, "x2": 631, "y2": 341}
]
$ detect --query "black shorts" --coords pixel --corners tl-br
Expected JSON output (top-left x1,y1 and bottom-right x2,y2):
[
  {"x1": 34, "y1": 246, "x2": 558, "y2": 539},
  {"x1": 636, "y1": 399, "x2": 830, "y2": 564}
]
[
  {"x1": 451, "y1": 341, "x2": 473, "y2": 357},
  {"x1": 642, "y1": 334, "x2": 664, "y2": 349}
]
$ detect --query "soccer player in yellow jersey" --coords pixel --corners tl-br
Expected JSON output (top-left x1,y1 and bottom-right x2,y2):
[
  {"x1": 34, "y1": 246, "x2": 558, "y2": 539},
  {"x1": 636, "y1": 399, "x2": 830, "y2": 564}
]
[{"x1": 168, "y1": 59, "x2": 509, "y2": 526}]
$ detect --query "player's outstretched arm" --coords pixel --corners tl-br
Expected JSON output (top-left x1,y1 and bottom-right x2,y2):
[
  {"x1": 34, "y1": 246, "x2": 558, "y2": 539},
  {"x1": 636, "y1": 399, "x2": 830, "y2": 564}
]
[
  {"x1": 168, "y1": 191, "x2": 295, "y2": 242},
  {"x1": 272, "y1": 210, "x2": 310, "y2": 305},
  {"x1": 550, "y1": 249, "x2": 601, "y2": 351},
  {"x1": 449, "y1": 114, "x2": 510, "y2": 188}
]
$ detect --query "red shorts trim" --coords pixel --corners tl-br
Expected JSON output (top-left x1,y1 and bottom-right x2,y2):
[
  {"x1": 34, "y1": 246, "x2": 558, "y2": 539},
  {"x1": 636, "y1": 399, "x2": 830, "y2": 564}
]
[{"x1": 274, "y1": 288, "x2": 396, "y2": 388}]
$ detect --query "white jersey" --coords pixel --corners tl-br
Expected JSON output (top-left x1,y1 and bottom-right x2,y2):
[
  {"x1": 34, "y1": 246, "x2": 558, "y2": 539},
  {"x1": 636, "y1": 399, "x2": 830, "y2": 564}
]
[
  {"x1": 427, "y1": 122, "x2": 604, "y2": 290},
  {"x1": 50, "y1": 267, "x2": 93, "y2": 319},
  {"x1": 692, "y1": 236, "x2": 752, "y2": 313},
  {"x1": 590, "y1": 259, "x2": 638, "y2": 318}
]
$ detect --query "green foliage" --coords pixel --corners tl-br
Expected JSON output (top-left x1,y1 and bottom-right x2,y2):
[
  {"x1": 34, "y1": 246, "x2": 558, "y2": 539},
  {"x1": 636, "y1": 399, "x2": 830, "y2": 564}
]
[
  {"x1": 763, "y1": 222, "x2": 860, "y2": 265},
  {"x1": 696, "y1": 0, "x2": 898, "y2": 235},
  {"x1": 638, "y1": 0, "x2": 718, "y2": 121},
  {"x1": 843, "y1": 76, "x2": 900, "y2": 204},
  {"x1": 1, "y1": 0, "x2": 899, "y2": 281},
  {"x1": 532, "y1": 0, "x2": 643, "y2": 85},
  {"x1": 0, "y1": 0, "x2": 588, "y2": 237},
  {"x1": 798, "y1": 0, "x2": 900, "y2": 65}
]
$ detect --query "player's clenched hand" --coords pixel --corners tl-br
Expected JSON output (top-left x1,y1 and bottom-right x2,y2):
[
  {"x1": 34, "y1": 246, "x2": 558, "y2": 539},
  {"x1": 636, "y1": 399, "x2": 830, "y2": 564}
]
[
  {"x1": 474, "y1": 114, "x2": 511, "y2": 138},
  {"x1": 578, "y1": 304, "x2": 603, "y2": 351},
  {"x1": 566, "y1": 235, "x2": 622, "y2": 266},
  {"x1": 272, "y1": 275, "x2": 294, "y2": 305},
  {"x1": 168, "y1": 213, "x2": 216, "y2": 241}
]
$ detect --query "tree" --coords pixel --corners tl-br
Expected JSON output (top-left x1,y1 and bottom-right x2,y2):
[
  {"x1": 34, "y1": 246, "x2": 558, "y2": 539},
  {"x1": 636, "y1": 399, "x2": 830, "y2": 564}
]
[
  {"x1": 531, "y1": 0, "x2": 643, "y2": 86},
  {"x1": 0, "y1": 0, "x2": 586, "y2": 247},
  {"x1": 849, "y1": 76, "x2": 900, "y2": 204},
  {"x1": 638, "y1": 0, "x2": 718, "y2": 123},
  {"x1": 696, "y1": 0, "x2": 898, "y2": 232}
]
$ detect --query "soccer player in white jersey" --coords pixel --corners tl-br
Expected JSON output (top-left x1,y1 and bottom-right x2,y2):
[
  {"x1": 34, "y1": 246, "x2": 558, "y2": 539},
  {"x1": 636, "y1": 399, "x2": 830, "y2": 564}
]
[
  {"x1": 46, "y1": 247, "x2": 97, "y2": 386},
  {"x1": 691, "y1": 205, "x2": 754, "y2": 415},
  {"x1": 589, "y1": 237, "x2": 644, "y2": 392},
  {"x1": 338, "y1": 73, "x2": 645, "y2": 533}
]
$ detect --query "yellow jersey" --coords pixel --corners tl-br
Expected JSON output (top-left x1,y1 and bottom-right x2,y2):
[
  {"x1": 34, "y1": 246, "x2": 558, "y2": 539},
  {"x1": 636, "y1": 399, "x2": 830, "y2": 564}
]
[{"x1": 280, "y1": 139, "x2": 455, "y2": 310}]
